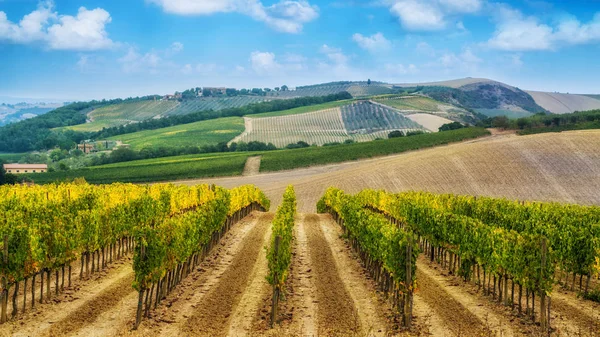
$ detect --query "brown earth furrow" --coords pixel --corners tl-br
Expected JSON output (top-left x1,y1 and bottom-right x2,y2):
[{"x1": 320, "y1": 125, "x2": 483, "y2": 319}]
[
  {"x1": 4, "y1": 260, "x2": 134, "y2": 337},
  {"x1": 181, "y1": 212, "x2": 272, "y2": 336},
  {"x1": 226, "y1": 215, "x2": 272, "y2": 336},
  {"x1": 130, "y1": 212, "x2": 264, "y2": 336},
  {"x1": 547, "y1": 291, "x2": 600, "y2": 337},
  {"x1": 417, "y1": 258, "x2": 519, "y2": 337},
  {"x1": 43, "y1": 272, "x2": 135, "y2": 337},
  {"x1": 318, "y1": 214, "x2": 393, "y2": 336},
  {"x1": 303, "y1": 213, "x2": 361, "y2": 336}
]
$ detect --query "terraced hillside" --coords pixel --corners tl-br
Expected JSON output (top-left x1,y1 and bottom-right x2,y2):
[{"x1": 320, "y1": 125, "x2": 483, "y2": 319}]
[{"x1": 233, "y1": 101, "x2": 426, "y2": 147}]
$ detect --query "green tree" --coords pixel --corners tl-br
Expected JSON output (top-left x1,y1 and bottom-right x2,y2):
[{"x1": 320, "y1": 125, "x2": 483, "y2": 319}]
[
  {"x1": 388, "y1": 130, "x2": 404, "y2": 138},
  {"x1": 367, "y1": 79, "x2": 371, "y2": 85}
]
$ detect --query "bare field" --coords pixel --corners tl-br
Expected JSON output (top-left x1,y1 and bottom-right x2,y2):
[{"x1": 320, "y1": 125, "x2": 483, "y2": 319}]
[
  {"x1": 184, "y1": 130, "x2": 600, "y2": 212},
  {"x1": 526, "y1": 90, "x2": 600, "y2": 114}
]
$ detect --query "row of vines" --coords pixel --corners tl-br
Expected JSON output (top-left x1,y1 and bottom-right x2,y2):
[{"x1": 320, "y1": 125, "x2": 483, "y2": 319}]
[
  {"x1": 266, "y1": 185, "x2": 296, "y2": 327},
  {"x1": 355, "y1": 189, "x2": 600, "y2": 331},
  {"x1": 0, "y1": 182, "x2": 270, "y2": 327},
  {"x1": 317, "y1": 188, "x2": 418, "y2": 327},
  {"x1": 131, "y1": 184, "x2": 270, "y2": 328}
]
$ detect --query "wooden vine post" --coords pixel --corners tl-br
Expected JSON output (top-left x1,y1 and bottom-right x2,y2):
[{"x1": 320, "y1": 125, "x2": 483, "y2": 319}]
[
  {"x1": 134, "y1": 243, "x2": 145, "y2": 330},
  {"x1": 1, "y1": 235, "x2": 8, "y2": 323},
  {"x1": 270, "y1": 235, "x2": 281, "y2": 328},
  {"x1": 540, "y1": 237, "x2": 549, "y2": 333},
  {"x1": 403, "y1": 236, "x2": 413, "y2": 328}
]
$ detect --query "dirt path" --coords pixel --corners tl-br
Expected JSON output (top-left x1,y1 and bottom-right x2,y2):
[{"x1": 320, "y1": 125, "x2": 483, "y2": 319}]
[
  {"x1": 243, "y1": 156, "x2": 262, "y2": 176},
  {"x1": 226, "y1": 214, "x2": 272, "y2": 336},
  {"x1": 4, "y1": 259, "x2": 134, "y2": 337},
  {"x1": 303, "y1": 213, "x2": 361, "y2": 336},
  {"x1": 318, "y1": 214, "x2": 394, "y2": 336},
  {"x1": 180, "y1": 213, "x2": 272, "y2": 336},
  {"x1": 416, "y1": 258, "x2": 517, "y2": 337},
  {"x1": 547, "y1": 290, "x2": 600, "y2": 336}
]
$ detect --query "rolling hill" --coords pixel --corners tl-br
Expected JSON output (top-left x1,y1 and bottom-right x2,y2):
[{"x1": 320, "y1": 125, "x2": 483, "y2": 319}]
[{"x1": 526, "y1": 91, "x2": 600, "y2": 114}]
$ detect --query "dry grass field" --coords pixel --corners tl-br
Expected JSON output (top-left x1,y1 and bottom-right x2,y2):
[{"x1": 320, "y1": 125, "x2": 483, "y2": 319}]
[
  {"x1": 189, "y1": 129, "x2": 600, "y2": 212},
  {"x1": 526, "y1": 90, "x2": 600, "y2": 114}
]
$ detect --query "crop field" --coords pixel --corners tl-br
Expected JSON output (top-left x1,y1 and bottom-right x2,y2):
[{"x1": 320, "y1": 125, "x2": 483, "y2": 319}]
[
  {"x1": 5, "y1": 129, "x2": 600, "y2": 337},
  {"x1": 68, "y1": 97, "x2": 273, "y2": 132},
  {"x1": 373, "y1": 95, "x2": 451, "y2": 112},
  {"x1": 475, "y1": 108, "x2": 534, "y2": 119},
  {"x1": 106, "y1": 117, "x2": 244, "y2": 150},
  {"x1": 165, "y1": 96, "x2": 272, "y2": 116},
  {"x1": 235, "y1": 101, "x2": 427, "y2": 147},
  {"x1": 405, "y1": 113, "x2": 454, "y2": 132},
  {"x1": 527, "y1": 90, "x2": 600, "y2": 114},
  {"x1": 267, "y1": 82, "x2": 392, "y2": 99},
  {"x1": 249, "y1": 99, "x2": 354, "y2": 118},
  {"x1": 341, "y1": 101, "x2": 424, "y2": 134}
]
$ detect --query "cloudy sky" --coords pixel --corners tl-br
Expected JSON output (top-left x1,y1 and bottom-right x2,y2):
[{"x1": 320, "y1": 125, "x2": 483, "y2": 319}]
[{"x1": 1, "y1": 0, "x2": 600, "y2": 100}]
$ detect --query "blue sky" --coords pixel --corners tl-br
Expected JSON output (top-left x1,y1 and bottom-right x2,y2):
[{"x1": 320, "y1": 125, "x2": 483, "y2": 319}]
[{"x1": 1, "y1": 0, "x2": 600, "y2": 100}]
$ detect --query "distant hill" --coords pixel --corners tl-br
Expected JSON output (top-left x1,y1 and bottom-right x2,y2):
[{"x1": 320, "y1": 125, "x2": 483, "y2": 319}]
[
  {"x1": 526, "y1": 91, "x2": 600, "y2": 114},
  {"x1": 0, "y1": 102, "x2": 63, "y2": 126}
]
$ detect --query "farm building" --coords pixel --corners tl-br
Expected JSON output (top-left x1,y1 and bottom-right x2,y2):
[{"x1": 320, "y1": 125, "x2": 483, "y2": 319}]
[
  {"x1": 3, "y1": 164, "x2": 48, "y2": 174},
  {"x1": 77, "y1": 143, "x2": 95, "y2": 154}
]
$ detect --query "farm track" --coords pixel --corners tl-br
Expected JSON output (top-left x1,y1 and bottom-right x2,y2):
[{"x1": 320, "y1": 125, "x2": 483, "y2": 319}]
[
  {"x1": 303, "y1": 213, "x2": 362, "y2": 336},
  {"x1": 180, "y1": 212, "x2": 272, "y2": 336},
  {"x1": 4, "y1": 259, "x2": 135, "y2": 337}
]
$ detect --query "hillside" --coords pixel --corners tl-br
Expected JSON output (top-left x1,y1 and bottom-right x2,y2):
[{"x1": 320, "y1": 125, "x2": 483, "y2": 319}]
[
  {"x1": 231, "y1": 101, "x2": 428, "y2": 147},
  {"x1": 107, "y1": 117, "x2": 244, "y2": 150},
  {"x1": 526, "y1": 91, "x2": 600, "y2": 114},
  {"x1": 194, "y1": 129, "x2": 600, "y2": 212}
]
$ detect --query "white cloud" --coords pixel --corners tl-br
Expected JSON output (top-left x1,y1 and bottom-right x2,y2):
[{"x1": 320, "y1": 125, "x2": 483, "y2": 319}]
[
  {"x1": 250, "y1": 51, "x2": 281, "y2": 74},
  {"x1": 385, "y1": 63, "x2": 418, "y2": 75},
  {"x1": 352, "y1": 32, "x2": 391, "y2": 52},
  {"x1": 320, "y1": 44, "x2": 348, "y2": 65},
  {"x1": 390, "y1": 1, "x2": 445, "y2": 31},
  {"x1": 416, "y1": 41, "x2": 436, "y2": 56},
  {"x1": 438, "y1": 0, "x2": 481, "y2": 13},
  {"x1": 0, "y1": 1, "x2": 114, "y2": 51},
  {"x1": 149, "y1": 0, "x2": 318, "y2": 33},
  {"x1": 47, "y1": 7, "x2": 113, "y2": 50},
  {"x1": 118, "y1": 43, "x2": 185, "y2": 74},
  {"x1": 387, "y1": 0, "x2": 481, "y2": 31},
  {"x1": 438, "y1": 48, "x2": 481, "y2": 71},
  {"x1": 487, "y1": 6, "x2": 600, "y2": 51}
]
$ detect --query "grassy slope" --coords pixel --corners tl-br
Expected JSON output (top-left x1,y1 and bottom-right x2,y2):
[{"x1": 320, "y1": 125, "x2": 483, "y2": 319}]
[
  {"x1": 260, "y1": 127, "x2": 490, "y2": 172},
  {"x1": 372, "y1": 96, "x2": 443, "y2": 111},
  {"x1": 31, "y1": 127, "x2": 489, "y2": 184},
  {"x1": 68, "y1": 101, "x2": 179, "y2": 132},
  {"x1": 475, "y1": 109, "x2": 534, "y2": 119},
  {"x1": 249, "y1": 99, "x2": 354, "y2": 118},
  {"x1": 0, "y1": 153, "x2": 25, "y2": 162},
  {"x1": 32, "y1": 152, "x2": 253, "y2": 184},
  {"x1": 106, "y1": 117, "x2": 244, "y2": 149}
]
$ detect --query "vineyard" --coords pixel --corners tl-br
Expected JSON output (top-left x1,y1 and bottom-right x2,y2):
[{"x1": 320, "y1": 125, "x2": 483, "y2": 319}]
[
  {"x1": 2, "y1": 178, "x2": 598, "y2": 336},
  {"x1": 234, "y1": 102, "x2": 428, "y2": 147},
  {"x1": 267, "y1": 82, "x2": 393, "y2": 99},
  {"x1": 69, "y1": 96, "x2": 272, "y2": 132}
]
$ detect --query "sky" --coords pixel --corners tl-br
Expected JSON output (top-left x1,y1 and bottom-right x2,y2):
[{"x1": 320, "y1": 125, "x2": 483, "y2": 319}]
[{"x1": 1, "y1": 0, "x2": 600, "y2": 100}]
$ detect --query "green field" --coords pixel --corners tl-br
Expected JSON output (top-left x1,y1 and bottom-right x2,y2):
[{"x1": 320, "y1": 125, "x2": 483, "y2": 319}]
[
  {"x1": 31, "y1": 127, "x2": 489, "y2": 184},
  {"x1": 106, "y1": 117, "x2": 244, "y2": 149},
  {"x1": 260, "y1": 127, "x2": 490, "y2": 171},
  {"x1": 373, "y1": 96, "x2": 443, "y2": 111},
  {"x1": 475, "y1": 109, "x2": 534, "y2": 119},
  {"x1": 249, "y1": 99, "x2": 355, "y2": 118},
  {"x1": 0, "y1": 152, "x2": 25, "y2": 163},
  {"x1": 31, "y1": 152, "x2": 252, "y2": 184},
  {"x1": 68, "y1": 100, "x2": 179, "y2": 132}
]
